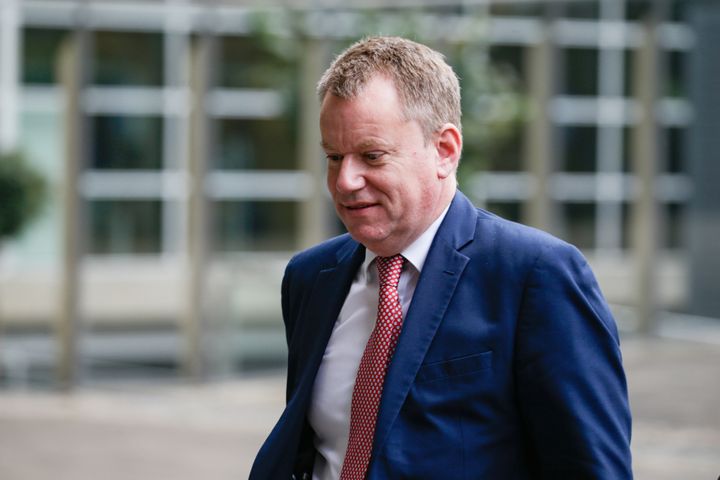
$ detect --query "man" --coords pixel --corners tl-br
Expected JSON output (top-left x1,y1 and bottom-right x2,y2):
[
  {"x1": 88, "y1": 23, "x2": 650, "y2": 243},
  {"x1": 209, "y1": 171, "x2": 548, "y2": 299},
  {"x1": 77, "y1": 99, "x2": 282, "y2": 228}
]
[{"x1": 251, "y1": 36, "x2": 632, "y2": 479}]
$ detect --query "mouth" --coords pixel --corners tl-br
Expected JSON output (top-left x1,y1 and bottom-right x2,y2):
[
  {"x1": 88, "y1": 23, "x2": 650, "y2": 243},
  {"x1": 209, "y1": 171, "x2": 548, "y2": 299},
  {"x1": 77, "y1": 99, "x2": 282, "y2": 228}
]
[{"x1": 341, "y1": 202, "x2": 379, "y2": 213}]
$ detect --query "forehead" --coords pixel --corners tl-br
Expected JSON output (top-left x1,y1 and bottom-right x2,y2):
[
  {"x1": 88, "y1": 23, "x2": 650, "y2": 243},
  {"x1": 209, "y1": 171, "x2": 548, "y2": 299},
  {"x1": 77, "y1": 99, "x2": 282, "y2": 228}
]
[
  {"x1": 319, "y1": 76, "x2": 414, "y2": 149},
  {"x1": 321, "y1": 76, "x2": 402, "y2": 118}
]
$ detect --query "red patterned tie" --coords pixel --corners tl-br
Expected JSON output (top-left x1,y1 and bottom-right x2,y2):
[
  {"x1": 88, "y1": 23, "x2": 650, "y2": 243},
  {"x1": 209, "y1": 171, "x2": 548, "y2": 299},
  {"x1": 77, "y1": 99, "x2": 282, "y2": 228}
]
[{"x1": 340, "y1": 254, "x2": 405, "y2": 480}]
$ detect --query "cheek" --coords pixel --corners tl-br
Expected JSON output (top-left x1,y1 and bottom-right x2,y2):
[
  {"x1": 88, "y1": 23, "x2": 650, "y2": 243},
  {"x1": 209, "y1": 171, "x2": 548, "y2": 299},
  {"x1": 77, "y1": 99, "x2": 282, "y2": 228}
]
[{"x1": 326, "y1": 171, "x2": 337, "y2": 194}]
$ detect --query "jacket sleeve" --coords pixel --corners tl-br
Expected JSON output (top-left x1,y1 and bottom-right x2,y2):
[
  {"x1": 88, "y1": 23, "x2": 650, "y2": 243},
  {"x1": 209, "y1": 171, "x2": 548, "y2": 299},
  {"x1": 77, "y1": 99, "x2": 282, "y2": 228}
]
[{"x1": 514, "y1": 241, "x2": 633, "y2": 479}]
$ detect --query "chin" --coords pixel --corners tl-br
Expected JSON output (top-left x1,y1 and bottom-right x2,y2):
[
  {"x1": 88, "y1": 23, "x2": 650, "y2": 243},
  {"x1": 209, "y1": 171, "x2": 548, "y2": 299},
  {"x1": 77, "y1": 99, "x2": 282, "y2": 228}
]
[{"x1": 347, "y1": 228, "x2": 387, "y2": 249}]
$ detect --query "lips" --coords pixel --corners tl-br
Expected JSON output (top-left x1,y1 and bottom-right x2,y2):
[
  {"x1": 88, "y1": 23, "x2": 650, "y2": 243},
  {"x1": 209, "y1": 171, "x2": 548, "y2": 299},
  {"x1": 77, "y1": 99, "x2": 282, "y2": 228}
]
[
  {"x1": 344, "y1": 202, "x2": 376, "y2": 210},
  {"x1": 339, "y1": 201, "x2": 381, "y2": 217}
]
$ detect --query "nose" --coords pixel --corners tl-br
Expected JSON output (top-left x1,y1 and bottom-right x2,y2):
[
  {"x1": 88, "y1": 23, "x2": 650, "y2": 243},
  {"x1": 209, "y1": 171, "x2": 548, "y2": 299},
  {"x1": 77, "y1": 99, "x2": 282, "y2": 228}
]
[{"x1": 333, "y1": 155, "x2": 366, "y2": 194}]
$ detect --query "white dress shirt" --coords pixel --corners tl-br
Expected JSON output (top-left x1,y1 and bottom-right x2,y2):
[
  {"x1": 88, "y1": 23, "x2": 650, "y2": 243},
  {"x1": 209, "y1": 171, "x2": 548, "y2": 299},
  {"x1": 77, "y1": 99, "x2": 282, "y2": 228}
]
[{"x1": 308, "y1": 205, "x2": 450, "y2": 480}]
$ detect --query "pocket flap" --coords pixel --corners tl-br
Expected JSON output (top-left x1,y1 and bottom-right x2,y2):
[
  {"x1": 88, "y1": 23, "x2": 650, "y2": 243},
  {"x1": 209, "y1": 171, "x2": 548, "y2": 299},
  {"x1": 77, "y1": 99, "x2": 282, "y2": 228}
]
[{"x1": 416, "y1": 350, "x2": 493, "y2": 383}]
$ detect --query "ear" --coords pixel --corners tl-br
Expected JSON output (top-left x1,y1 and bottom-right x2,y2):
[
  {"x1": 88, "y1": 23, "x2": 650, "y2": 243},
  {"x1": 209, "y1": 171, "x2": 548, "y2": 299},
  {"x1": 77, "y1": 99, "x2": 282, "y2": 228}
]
[{"x1": 434, "y1": 123, "x2": 462, "y2": 179}]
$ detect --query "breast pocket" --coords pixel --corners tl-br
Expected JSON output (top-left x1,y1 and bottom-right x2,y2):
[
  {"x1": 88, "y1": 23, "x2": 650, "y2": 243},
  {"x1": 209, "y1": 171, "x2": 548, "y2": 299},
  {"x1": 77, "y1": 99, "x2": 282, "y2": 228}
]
[{"x1": 415, "y1": 350, "x2": 493, "y2": 383}]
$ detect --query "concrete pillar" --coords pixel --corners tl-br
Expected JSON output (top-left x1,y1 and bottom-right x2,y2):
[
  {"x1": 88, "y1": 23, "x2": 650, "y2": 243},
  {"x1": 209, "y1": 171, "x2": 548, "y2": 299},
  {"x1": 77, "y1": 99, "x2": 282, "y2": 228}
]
[
  {"x1": 183, "y1": 33, "x2": 214, "y2": 380},
  {"x1": 523, "y1": 23, "x2": 555, "y2": 232},
  {"x1": 298, "y1": 37, "x2": 332, "y2": 249},
  {"x1": 56, "y1": 29, "x2": 89, "y2": 390},
  {"x1": 631, "y1": 16, "x2": 661, "y2": 333}
]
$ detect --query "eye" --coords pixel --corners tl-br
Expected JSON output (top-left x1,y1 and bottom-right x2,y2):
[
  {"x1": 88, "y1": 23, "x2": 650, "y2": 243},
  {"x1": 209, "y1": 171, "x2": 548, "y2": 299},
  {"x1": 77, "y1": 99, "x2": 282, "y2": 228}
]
[
  {"x1": 326, "y1": 153, "x2": 343, "y2": 162},
  {"x1": 364, "y1": 151, "x2": 385, "y2": 162}
]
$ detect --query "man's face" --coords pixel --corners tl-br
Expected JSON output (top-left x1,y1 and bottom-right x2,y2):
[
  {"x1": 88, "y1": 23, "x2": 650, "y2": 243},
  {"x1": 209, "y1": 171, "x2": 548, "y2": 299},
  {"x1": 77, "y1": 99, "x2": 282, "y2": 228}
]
[{"x1": 320, "y1": 75, "x2": 449, "y2": 257}]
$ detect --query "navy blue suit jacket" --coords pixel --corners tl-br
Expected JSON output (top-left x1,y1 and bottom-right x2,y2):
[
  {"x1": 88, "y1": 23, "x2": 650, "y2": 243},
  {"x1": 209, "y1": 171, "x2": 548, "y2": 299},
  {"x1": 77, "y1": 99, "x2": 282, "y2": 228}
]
[{"x1": 250, "y1": 191, "x2": 632, "y2": 479}]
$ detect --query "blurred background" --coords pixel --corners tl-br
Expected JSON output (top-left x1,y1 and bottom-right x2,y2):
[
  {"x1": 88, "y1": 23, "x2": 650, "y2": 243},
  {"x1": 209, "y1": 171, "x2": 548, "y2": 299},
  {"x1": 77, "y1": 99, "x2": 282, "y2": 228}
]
[{"x1": 0, "y1": 0, "x2": 718, "y2": 478}]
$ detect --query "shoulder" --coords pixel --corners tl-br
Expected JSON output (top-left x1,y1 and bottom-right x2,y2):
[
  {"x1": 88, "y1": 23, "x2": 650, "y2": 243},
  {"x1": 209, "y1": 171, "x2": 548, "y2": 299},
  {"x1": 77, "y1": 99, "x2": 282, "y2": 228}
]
[
  {"x1": 469, "y1": 207, "x2": 584, "y2": 268},
  {"x1": 443, "y1": 192, "x2": 580, "y2": 266},
  {"x1": 472, "y1": 209, "x2": 618, "y2": 338}
]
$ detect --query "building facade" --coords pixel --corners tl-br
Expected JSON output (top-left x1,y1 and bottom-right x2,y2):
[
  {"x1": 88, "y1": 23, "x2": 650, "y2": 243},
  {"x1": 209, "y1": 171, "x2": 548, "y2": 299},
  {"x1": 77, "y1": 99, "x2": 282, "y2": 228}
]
[{"x1": 0, "y1": 0, "x2": 715, "y2": 381}]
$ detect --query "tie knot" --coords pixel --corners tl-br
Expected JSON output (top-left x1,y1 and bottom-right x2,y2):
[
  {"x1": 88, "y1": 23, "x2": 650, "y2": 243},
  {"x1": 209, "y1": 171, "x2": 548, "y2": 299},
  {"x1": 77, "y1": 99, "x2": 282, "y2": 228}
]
[{"x1": 376, "y1": 255, "x2": 404, "y2": 287}]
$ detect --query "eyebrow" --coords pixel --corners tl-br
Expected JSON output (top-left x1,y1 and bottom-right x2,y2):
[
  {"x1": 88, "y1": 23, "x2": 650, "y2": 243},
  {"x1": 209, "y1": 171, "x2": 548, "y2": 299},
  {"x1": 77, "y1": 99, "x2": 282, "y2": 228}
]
[{"x1": 320, "y1": 139, "x2": 393, "y2": 151}]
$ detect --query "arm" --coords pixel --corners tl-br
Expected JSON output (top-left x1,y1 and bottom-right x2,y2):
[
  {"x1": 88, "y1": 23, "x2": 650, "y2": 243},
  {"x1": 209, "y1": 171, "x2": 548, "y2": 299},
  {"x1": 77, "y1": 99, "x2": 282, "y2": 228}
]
[
  {"x1": 515, "y1": 241, "x2": 633, "y2": 479},
  {"x1": 281, "y1": 255, "x2": 305, "y2": 404}
]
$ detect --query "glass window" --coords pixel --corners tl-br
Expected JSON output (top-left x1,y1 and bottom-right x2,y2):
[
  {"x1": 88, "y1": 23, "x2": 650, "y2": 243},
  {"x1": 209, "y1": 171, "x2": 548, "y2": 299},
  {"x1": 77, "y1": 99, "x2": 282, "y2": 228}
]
[
  {"x1": 88, "y1": 200, "x2": 162, "y2": 254},
  {"x1": 665, "y1": 202, "x2": 686, "y2": 249},
  {"x1": 621, "y1": 126, "x2": 633, "y2": 173},
  {"x1": 621, "y1": 201, "x2": 632, "y2": 250},
  {"x1": 666, "y1": 51, "x2": 687, "y2": 98},
  {"x1": 563, "y1": 1, "x2": 599, "y2": 19},
  {"x1": 219, "y1": 36, "x2": 296, "y2": 90},
  {"x1": 562, "y1": 126, "x2": 597, "y2": 172},
  {"x1": 670, "y1": 0, "x2": 689, "y2": 22},
  {"x1": 621, "y1": 202, "x2": 686, "y2": 250},
  {"x1": 214, "y1": 201, "x2": 298, "y2": 252},
  {"x1": 92, "y1": 116, "x2": 163, "y2": 170},
  {"x1": 459, "y1": 123, "x2": 524, "y2": 179},
  {"x1": 627, "y1": 0, "x2": 685, "y2": 22},
  {"x1": 623, "y1": 49, "x2": 634, "y2": 97},
  {"x1": 625, "y1": 127, "x2": 687, "y2": 174},
  {"x1": 420, "y1": 5, "x2": 463, "y2": 15},
  {"x1": 453, "y1": 44, "x2": 524, "y2": 177},
  {"x1": 563, "y1": 48, "x2": 598, "y2": 96},
  {"x1": 489, "y1": 3, "x2": 544, "y2": 16},
  {"x1": 486, "y1": 201, "x2": 522, "y2": 223},
  {"x1": 485, "y1": 127, "x2": 524, "y2": 172},
  {"x1": 93, "y1": 31, "x2": 163, "y2": 86},
  {"x1": 214, "y1": 118, "x2": 296, "y2": 170},
  {"x1": 626, "y1": 1, "x2": 653, "y2": 21},
  {"x1": 489, "y1": 46, "x2": 526, "y2": 91},
  {"x1": 666, "y1": 127, "x2": 686, "y2": 173},
  {"x1": 22, "y1": 28, "x2": 68, "y2": 84},
  {"x1": 562, "y1": 202, "x2": 596, "y2": 249}
]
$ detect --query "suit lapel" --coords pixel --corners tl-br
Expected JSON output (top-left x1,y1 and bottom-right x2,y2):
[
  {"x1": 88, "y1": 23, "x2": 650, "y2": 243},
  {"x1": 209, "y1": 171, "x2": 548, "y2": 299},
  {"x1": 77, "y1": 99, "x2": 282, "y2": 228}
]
[
  {"x1": 371, "y1": 192, "x2": 477, "y2": 458},
  {"x1": 292, "y1": 239, "x2": 365, "y2": 411},
  {"x1": 255, "y1": 238, "x2": 364, "y2": 479}
]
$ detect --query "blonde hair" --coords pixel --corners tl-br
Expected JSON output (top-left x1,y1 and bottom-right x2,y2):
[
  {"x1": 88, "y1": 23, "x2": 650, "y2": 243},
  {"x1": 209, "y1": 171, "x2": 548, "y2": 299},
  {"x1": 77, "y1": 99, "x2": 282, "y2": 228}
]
[{"x1": 317, "y1": 36, "x2": 462, "y2": 140}]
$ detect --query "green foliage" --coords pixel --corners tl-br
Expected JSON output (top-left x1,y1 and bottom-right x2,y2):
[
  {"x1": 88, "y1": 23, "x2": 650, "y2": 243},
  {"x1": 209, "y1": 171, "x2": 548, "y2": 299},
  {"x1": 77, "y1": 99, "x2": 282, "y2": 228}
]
[
  {"x1": 243, "y1": 9, "x2": 525, "y2": 188},
  {"x1": 452, "y1": 43, "x2": 526, "y2": 187},
  {"x1": 0, "y1": 151, "x2": 46, "y2": 241}
]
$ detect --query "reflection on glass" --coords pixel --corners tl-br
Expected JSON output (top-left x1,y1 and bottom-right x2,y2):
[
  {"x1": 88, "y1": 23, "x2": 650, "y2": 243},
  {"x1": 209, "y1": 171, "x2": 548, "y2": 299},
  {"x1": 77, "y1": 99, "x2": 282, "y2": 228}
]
[
  {"x1": 214, "y1": 119, "x2": 296, "y2": 170},
  {"x1": 22, "y1": 28, "x2": 68, "y2": 84},
  {"x1": 621, "y1": 201, "x2": 632, "y2": 250},
  {"x1": 489, "y1": 3, "x2": 544, "y2": 16},
  {"x1": 564, "y1": 2, "x2": 599, "y2": 19},
  {"x1": 621, "y1": 126, "x2": 633, "y2": 173},
  {"x1": 621, "y1": 201, "x2": 686, "y2": 250},
  {"x1": 489, "y1": 45, "x2": 526, "y2": 91},
  {"x1": 665, "y1": 202, "x2": 686, "y2": 249},
  {"x1": 562, "y1": 202, "x2": 596, "y2": 249},
  {"x1": 667, "y1": 51, "x2": 687, "y2": 98},
  {"x1": 563, "y1": 48, "x2": 599, "y2": 96},
  {"x1": 487, "y1": 201, "x2": 522, "y2": 223},
  {"x1": 483, "y1": 127, "x2": 524, "y2": 172},
  {"x1": 562, "y1": 126, "x2": 597, "y2": 172},
  {"x1": 92, "y1": 116, "x2": 163, "y2": 170},
  {"x1": 94, "y1": 31, "x2": 163, "y2": 86},
  {"x1": 219, "y1": 35, "x2": 296, "y2": 90},
  {"x1": 89, "y1": 200, "x2": 162, "y2": 254},
  {"x1": 623, "y1": 49, "x2": 635, "y2": 97},
  {"x1": 626, "y1": 1, "x2": 653, "y2": 21},
  {"x1": 666, "y1": 127, "x2": 686, "y2": 173},
  {"x1": 214, "y1": 201, "x2": 297, "y2": 252}
]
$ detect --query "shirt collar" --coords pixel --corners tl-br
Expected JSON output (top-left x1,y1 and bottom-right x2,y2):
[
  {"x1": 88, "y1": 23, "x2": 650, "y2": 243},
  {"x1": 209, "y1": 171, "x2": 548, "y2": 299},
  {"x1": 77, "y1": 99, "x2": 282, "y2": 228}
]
[{"x1": 360, "y1": 203, "x2": 451, "y2": 282}]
